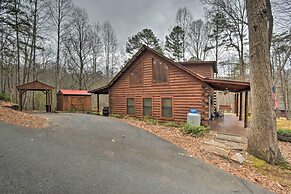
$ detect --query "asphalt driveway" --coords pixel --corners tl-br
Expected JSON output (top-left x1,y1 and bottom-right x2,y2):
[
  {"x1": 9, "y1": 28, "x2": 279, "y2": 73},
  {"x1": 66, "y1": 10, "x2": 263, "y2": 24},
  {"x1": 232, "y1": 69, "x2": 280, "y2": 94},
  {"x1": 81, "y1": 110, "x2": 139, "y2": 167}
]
[{"x1": 0, "y1": 113, "x2": 271, "y2": 194}]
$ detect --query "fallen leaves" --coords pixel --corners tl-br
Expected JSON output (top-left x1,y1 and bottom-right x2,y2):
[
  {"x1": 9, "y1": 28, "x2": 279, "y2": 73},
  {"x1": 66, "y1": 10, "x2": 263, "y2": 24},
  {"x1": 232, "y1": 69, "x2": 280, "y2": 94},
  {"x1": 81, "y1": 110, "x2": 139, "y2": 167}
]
[
  {"x1": 0, "y1": 101, "x2": 46, "y2": 128},
  {"x1": 119, "y1": 118, "x2": 291, "y2": 194}
]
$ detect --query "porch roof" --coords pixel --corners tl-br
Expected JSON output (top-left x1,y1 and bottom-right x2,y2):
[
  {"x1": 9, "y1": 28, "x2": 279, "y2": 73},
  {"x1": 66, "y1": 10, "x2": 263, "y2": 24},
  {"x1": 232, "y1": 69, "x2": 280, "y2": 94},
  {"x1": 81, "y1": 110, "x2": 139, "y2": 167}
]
[
  {"x1": 89, "y1": 85, "x2": 109, "y2": 94},
  {"x1": 204, "y1": 78, "x2": 250, "y2": 92}
]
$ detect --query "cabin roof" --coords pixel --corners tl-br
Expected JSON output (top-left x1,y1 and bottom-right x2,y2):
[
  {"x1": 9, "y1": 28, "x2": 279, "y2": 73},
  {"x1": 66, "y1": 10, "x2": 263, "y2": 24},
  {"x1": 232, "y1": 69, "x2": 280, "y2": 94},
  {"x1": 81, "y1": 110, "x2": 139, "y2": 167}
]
[
  {"x1": 89, "y1": 45, "x2": 250, "y2": 94},
  {"x1": 58, "y1": 89, "x2": 91, "y2": 96}
]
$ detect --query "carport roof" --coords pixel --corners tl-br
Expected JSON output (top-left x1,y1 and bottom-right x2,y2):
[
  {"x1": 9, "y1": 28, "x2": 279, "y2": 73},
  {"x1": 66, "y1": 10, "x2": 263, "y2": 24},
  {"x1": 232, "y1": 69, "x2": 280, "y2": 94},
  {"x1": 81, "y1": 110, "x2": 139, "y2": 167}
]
[{"x1": 17, "y1": 80, "x2": 54, "y2": 91}]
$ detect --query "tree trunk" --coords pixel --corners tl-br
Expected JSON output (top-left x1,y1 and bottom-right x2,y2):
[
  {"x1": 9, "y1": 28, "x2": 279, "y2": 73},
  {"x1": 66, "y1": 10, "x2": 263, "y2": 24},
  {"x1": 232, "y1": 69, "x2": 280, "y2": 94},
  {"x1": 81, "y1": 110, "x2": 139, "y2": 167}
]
[
  {"x1": 32, "y1": 0, "x2": 38, "y2": 110},
  {"x1": 246, "y1": 0, "x2": 283, "y2": 164},
  {"x1": 14, "y1": 0, "x2": 20, "y2": 103}
]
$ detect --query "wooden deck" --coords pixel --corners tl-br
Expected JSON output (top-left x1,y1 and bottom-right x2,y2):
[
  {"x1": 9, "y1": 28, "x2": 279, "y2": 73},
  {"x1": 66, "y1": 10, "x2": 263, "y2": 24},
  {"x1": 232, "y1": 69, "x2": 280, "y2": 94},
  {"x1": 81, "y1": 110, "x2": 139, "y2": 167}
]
[{"x1": 210, "y1": 113, "x2": 247, "y2": 137}]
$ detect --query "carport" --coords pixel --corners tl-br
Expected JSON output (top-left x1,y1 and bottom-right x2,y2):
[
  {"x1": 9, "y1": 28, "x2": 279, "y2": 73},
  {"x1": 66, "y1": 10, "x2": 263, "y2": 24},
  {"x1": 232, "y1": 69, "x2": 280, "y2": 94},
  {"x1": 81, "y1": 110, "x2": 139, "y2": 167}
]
[{"x1": 17, "y1": 80, "x2": 54, "y2": 112}]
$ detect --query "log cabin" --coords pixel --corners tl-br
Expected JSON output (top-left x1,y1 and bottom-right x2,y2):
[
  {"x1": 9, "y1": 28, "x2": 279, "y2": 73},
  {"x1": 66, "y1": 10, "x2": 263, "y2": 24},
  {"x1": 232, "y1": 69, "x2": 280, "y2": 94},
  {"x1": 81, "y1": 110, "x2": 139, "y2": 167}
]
[{"x1": 90, "y1": 45, "x2": 250, "y2": 126}]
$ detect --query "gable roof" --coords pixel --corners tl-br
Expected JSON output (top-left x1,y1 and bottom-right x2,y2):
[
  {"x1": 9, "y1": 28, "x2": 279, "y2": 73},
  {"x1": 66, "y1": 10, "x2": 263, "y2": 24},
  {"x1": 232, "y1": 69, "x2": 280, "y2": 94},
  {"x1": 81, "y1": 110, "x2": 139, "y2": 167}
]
[
  {"x1": 17, "y1": 80, "x2": 54, "y2": 90},
  {"x1": 58, "y1": 89, "x2": 91, "y2": 96},
  {"x1": 89, "y1": 45, "x2": 250, "y2": 94},
  {"x1": 89, "y1": 45, "x2": 205, "y2": 94}
]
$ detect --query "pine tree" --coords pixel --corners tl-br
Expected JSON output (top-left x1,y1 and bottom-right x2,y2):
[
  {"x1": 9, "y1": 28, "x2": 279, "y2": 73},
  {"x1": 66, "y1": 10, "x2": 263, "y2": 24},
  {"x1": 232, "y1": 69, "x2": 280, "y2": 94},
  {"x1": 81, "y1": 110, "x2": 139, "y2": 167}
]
[
  {"x1": 126, "y1": 28, "x2": 162, "y2": 55},
  {"x1": 164, "y1": 26, "x2": 184, "y2": 61}
]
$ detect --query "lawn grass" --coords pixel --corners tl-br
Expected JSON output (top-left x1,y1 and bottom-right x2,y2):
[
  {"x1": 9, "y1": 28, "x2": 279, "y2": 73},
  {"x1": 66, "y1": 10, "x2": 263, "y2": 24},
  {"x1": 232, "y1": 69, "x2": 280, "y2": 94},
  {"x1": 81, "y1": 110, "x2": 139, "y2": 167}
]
[
  {"x1": 248, "y1": 156, "x2": 291, "y2": 189},
  {"x1": 248, "y1": 116, "x2": 290, "y2": 130},
  {"x1": 277, "y1": 118, "x2": 291, "y2": 130}
]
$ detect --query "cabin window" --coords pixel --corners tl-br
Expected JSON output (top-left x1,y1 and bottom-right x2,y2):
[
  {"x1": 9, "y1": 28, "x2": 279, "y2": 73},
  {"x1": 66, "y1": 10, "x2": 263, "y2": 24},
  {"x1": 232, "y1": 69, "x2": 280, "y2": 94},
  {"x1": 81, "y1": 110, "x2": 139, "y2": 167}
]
[
  {"x1": 143, "y1": 98, "x2": 152, "y2": 116},
  {"x1": 130, "y1": 61, "x2": 142, "y2": 85},
  {"x1": 152, "y1": 58, "x2": 169, "y2": 84},
  {"x1": 161, "y1": 98, "x2": 172, "y2": 118},
  {"x1": 127, "y1": 98, "x2": 135, "y2": 114}
]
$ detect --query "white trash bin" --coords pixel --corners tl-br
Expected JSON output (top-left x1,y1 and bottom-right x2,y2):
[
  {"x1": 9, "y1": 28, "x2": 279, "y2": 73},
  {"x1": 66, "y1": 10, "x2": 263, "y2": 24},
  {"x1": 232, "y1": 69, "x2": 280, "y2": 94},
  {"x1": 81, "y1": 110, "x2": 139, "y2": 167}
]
[{"x1": 187, "y1": 109, "x2": 201, "y2": 127}]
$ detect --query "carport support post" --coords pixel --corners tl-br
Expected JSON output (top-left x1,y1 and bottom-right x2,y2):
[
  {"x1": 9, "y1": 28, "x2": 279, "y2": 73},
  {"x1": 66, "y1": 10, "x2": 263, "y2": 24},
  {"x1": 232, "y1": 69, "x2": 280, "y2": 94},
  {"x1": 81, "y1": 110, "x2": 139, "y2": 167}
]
[
  {"x1": 97, "y1": 94, "x2": 100, "y2": 113},
  {"x1": 45, "y1": 90, "x2": 48, "y2": 112},
  {"x1": 239, "y1": 92, "x2": 243, "y2": 121},
  {"x1": 19, "y1": 90, "x2": 23, "y2": 111},
  {"x1": 244, "y1": 91, "x2": 248, "y2": 128}
]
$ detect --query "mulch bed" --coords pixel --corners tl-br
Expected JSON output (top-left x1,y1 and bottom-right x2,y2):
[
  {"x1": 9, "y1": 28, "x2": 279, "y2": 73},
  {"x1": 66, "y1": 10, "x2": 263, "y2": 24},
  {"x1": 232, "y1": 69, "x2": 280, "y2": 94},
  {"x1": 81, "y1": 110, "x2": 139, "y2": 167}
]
[
  {"x1": 0, "y1": 101, "x2": 46, "y2": 128},
  {"x1": 118, "y1": 118, "x2": 291, "y2": 194}
]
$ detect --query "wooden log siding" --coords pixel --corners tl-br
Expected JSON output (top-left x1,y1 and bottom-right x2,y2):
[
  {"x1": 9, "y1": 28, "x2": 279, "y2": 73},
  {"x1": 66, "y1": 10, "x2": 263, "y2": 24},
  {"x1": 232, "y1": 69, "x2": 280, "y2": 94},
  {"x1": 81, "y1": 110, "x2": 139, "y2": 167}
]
[
  {"x1": 201, "y1": 84, "x2": 214, "y2": 125},
  {"x1": 109, "y1": 50, "x2": 205, "y2": 122},
  {"x1": 180, "y1": 63, "x2": 214, "y2": 78}
]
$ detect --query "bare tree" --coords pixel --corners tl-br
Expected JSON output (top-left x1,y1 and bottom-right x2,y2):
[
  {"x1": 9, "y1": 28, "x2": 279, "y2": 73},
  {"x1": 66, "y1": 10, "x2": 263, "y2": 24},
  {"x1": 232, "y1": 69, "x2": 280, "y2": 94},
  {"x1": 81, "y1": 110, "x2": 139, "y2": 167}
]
[
  {"x1": 47, "y1": 0, "x2": 72, "y2": 93},
  {"x1": 203, "y1": 0, "x2": 248, "y2": 80},
  {"x1": 246, "y1": 0, "x2": 283, "y2": 164},
  {"x1": 64, "y1": 7, "x2": 92, "y2": 90},
  {"x1": 187, "y1": 19, "x2": 212, "y2": 61},
  {"x1": 271, "y1": 32, "x2": 291, "y2": 119},
  {"x1": 101, "y1": 21, "x2": 118, "y2": 79},
  {"x1": 91, "y1": 23, "x2": 102, "y2": 74},
  {"x1": 273, "y1": 0, "x2": 291, "y2": 30},
  {"x1": 175, "y1": 7, "x2": 192, "y2": 61}
]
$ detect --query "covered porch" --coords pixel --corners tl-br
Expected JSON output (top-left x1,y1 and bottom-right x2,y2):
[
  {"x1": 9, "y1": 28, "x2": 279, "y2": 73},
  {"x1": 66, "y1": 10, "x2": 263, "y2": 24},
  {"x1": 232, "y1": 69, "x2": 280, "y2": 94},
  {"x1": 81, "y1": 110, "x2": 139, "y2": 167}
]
[
  {"x1": 89, "y1": 85, "x2": 109, "y2": 113},
  {"x1": 204, "y1": 78, "x2": 250, "y2": 136}
]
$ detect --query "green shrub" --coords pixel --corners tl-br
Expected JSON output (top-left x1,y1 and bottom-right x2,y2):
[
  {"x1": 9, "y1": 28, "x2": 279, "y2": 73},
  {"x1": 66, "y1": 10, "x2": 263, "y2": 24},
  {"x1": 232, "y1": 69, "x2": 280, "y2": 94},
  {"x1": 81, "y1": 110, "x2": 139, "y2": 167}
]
[
  {"x1": 85, "y1": 110, "x2": 92, "y2": 114},
  {"x1": 140, "y1": 115, "x2": 159, "y2": 125},
  {"x1": 277, "y1": 129, "x2": 291, "y2": 136},
  {"x1": 180, "y1": 123, "x2": 208, "y2": 136},
  {"x1": 66, "y1": 109, "x2": 77, "y2": 113},
  {"x1": 111, "y1": 114, "x2": 126, "y2": 119},
  {"x1": 0, "y1": 93, "x2": 11, "y2": 101},
  {"x1": 163, "y1": 121, "x2": 181, "y2": 128}
]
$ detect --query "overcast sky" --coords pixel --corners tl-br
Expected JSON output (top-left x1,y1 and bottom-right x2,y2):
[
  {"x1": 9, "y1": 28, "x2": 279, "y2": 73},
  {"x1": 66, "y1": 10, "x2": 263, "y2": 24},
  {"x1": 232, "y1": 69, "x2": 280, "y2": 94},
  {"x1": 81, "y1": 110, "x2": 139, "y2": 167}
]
[{"x1": 73, "y1": 0, "x2": 205, "y2": 49}]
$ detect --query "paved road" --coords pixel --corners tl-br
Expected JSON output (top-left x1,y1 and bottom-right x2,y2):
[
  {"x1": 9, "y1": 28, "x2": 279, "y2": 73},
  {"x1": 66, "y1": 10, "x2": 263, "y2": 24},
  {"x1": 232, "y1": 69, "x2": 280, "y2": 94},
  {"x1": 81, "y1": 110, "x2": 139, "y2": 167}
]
[{"x1": 0, "y1": 113, "x2": 271, "y2": 194}]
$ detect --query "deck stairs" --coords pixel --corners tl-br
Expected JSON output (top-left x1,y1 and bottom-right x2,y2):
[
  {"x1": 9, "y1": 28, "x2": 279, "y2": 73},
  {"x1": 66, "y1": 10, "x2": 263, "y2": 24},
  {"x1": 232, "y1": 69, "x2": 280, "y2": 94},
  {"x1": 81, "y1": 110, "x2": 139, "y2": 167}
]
[{"x1": 204, "y1": 132, "x2": 247, "y2": 163}]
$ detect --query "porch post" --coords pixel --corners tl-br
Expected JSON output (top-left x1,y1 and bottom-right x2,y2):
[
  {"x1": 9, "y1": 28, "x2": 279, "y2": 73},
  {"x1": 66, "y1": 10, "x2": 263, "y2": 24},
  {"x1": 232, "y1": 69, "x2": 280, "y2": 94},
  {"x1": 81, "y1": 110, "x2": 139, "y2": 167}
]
[
  {"x1": 244, "y1": 91, "x2": 248, "y2": 128},
  {"x1": 239, "y1": 92, "x2": 243, "y2": 121},
  {"x1": 236, "y1": 93, "x2": 239, "y2": 116},
  {"x1": 97, "y1": 93, "x2": 100, "y2": 113},
  {"x1": 234, "y1": 93, "x2": 237, "y2": 114}
]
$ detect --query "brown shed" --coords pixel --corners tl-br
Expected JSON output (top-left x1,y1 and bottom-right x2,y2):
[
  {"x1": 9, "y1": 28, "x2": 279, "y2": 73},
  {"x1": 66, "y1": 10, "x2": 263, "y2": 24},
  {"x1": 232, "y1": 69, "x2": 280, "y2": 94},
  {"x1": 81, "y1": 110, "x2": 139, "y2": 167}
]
[{"x1": 57, "y1": 90, "x2": 91, "y2": 111}]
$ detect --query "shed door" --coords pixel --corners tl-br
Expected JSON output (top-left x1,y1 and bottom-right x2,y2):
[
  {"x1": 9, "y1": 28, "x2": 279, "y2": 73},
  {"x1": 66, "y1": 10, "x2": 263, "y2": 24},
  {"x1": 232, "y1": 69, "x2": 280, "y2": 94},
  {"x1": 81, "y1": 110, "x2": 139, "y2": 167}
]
[{"x1": 71, "y1": 96, "x2": 85, "y2": 111}]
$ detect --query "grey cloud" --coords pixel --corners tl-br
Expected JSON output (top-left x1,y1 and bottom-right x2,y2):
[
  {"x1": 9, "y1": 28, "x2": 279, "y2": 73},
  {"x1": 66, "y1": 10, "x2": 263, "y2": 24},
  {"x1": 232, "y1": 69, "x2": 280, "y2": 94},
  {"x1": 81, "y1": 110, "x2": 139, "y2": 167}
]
[{"x1": 73, "y1": 0, "x2": 204, "y2": 48}]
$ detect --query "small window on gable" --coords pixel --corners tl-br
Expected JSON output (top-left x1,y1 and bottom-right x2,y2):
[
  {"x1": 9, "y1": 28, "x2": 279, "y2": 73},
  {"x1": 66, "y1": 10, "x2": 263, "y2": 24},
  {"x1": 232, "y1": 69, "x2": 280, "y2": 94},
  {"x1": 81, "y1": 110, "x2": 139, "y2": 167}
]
[
  {"x1": 130, "y1": 61, "x2": 142, "y2": 85},
  {"x1": 152, "y1": 58, "x2": 169, "y2": 84}
]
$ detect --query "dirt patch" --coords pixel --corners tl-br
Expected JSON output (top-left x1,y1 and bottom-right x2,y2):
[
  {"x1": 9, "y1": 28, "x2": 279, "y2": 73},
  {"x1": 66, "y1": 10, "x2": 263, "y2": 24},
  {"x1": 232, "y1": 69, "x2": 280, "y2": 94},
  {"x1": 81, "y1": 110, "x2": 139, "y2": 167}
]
[
  {"x1": 0, "y1": 101, "x2": 46, "y2": 128},
  {"x1": 118, "y1": 118, "x2": 291, "y2": 194}
]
